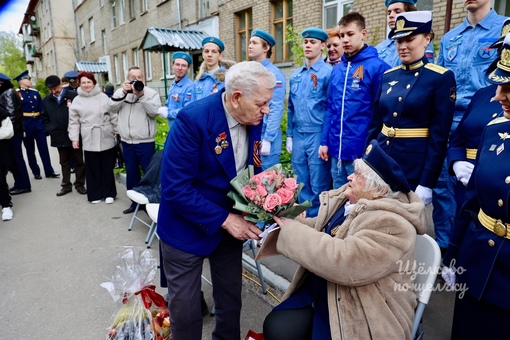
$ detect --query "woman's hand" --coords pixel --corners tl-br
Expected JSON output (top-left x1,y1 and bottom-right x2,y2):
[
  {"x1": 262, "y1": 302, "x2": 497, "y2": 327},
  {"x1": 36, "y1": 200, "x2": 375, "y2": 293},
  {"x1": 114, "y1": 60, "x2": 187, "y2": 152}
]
[
  {"x1": 72, "y1": 141, "x2": 80, "y2": 149},
  {"x1": 273, "y1": 216, "x2": 290, "y2": 229}
]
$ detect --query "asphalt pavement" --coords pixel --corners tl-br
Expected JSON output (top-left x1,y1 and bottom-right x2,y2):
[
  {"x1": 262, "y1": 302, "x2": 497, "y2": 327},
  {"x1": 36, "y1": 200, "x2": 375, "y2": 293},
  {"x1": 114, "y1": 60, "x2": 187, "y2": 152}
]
[{"x1": 0, "y1": 145, "x2": 455, "y2": 339}]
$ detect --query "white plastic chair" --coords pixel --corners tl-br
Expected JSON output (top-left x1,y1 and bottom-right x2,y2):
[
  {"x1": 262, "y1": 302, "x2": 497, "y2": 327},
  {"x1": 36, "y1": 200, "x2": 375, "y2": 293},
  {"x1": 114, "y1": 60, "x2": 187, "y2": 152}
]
[
  {"x1": 126, "y1": 190, "x2": 151, "y2": 232},
  {"x1": 411, "y1": 234, "x2": 441, "y2": 340}
]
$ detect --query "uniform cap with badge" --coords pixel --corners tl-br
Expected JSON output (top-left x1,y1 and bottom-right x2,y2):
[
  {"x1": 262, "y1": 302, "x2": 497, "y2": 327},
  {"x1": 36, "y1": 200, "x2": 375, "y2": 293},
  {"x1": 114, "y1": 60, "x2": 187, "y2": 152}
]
[
  {"x1": 172, "y1": 52, "x2": 192, "y2": 66},
  {"x1": 384, "y1": 0, "x2": 417, "y2": 7},
  {"x1": 389, "y1": 11, "x2": 432, "y2": 40},
  {"x1": 301, "y1": 27, "x2": 328, "y2": 42},
  {"x1": 490, "y1": 18, "x2": 510, "y2": 50},
  {"x1": 201, "y1": 36, "x2": 225, "y2": 52},
  {"x1": 251, "y1": 29, "x2": 276, "y2": 47},
  {"x1": 0, "y1": 73, "x2": 11, "y2": 81},
  {"x1": 486, "y1": 33, "x2": 510, "y2": 85},
  {"x1": 14, "y1": 70, "x2": 31, "y2": 82},
  {"x1": 64, "y1": 71, "x2": 78, "y2": 86}
]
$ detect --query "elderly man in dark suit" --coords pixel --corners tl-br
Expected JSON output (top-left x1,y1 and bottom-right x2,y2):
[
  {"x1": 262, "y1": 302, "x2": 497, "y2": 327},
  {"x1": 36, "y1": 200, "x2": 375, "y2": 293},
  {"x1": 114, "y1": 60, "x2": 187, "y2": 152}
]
[{"x1": 157, "y1": 61, "x2": 275, "y2": 339}]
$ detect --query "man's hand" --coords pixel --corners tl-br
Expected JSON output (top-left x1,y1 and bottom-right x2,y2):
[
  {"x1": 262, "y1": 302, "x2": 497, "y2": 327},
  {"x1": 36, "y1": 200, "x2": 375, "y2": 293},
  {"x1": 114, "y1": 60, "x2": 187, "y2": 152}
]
[
  {"x1": 415, "y1": 185, "x2": 432, "y2": 205},
  {"x1": 122, "y1": 80, "x2": 132, "y2": 94},
  {"x1": 286, "y1": 137, "x2": 293, "y2": 154},
  {"x1": 441, "y1": 266, "x2": 456, "y2": 287},
  {"x1": 318, "y1": 145, "x2": 329, "y2": 161},
  {"x1": 158, "y1": 107, "x2": 169, "y2": 118},
  {"x1": 452, "y1": 161, "x2": 474, "y2": 186},
  {"x1": 72, "y1": 141, "x2": 80, "y2": 150},
  {"x1": 260, "y1": 140, "x2": 271, "y2": 156},
  {"x1": 222, "y1": 213, "x2": 261, "y2": 240}
]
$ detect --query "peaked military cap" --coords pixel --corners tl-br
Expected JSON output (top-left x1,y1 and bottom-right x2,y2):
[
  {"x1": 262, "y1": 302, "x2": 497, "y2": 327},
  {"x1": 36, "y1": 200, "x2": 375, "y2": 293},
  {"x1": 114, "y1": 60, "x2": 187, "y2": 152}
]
[
  {"x1": 486, "y1": 33, "x2": 510, "y2": 85},
  {"x1": 389, "y1": 11, "x2": 432, "y2": 40},
  {"x1": 14, "y1": 70, "x2": 30, "y2": 82},
  {"x1": 490, "y1": 18, "x2": 510, "y2": 49},
  {"x1": 0, "y1": 73, "x2": 10, "y2": 81}
]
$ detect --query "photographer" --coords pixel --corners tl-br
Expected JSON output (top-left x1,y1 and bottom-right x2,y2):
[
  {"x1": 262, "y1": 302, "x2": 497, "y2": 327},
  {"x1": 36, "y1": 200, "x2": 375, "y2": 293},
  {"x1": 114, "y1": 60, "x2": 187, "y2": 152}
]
[{"x1": 108, "y1": 66, "x2": 161, "y2": 214}]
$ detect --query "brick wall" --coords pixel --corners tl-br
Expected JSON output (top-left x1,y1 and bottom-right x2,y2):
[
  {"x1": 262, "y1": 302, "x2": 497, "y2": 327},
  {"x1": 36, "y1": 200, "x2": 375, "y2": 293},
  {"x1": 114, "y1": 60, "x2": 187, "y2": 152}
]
[{"x1": 354, "y1": 0, "x2": 387, "y2": 46}]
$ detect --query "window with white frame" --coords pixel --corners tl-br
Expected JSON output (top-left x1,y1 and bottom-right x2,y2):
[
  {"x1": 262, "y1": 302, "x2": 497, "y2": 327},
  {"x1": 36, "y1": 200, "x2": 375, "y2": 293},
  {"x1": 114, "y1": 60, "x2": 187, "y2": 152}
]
[
  {"x1": 132, "y1": 48, "x2": 139, "y2": 66},
  {"x1": 199, "y1": 0, "x2": 210, "y2": 19},
  {"x1": 102, "y1": 30, "x2": 107, "y2": 54},
  {"x1": 145, "y1": 50, "x2": 152, "y2": 80},
  {"x1": 80, "y1": 25, "x2": 85, "y2": 47},
  {"x1": 323, "y1": 0, "x2": 352, "y2": 30},
  {"x1": 162, "y1": 52, "x2": 173, "y2": 78},
  {"x1": 89, "y1": 18, "x2": 95, "y2": 42},
  {"x1": 120, "y1": 0, "x2": 126, "y2": 24},
  {"x1": 122, "y1": 52, "x2": 128, "y2": 80},
  {"x1": 100, "y1": 0, "x2": 105, "y2": 7},
  {"x1": 114, "y1": 55, "x2": 120, "y2": 83},
  {"x1": 141, "y1": 0, "x2": 148, "y2": 12},
  {"x1": 272, "y1": 0, "x2": 293, "y2": 63},
  {"x1": 112, "y1": 1, "x2": 117, "y2": 28},
  {"x1": 129, "y1": 0, "x2": 136, "y2": 18}
]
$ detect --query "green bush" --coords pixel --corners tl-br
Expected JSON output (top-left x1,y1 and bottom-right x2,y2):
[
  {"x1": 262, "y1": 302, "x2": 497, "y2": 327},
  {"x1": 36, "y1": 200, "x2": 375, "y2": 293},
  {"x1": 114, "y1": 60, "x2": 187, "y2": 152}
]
[{"x1": 34, "y1": 78, "x2": 49, "y2": 97}]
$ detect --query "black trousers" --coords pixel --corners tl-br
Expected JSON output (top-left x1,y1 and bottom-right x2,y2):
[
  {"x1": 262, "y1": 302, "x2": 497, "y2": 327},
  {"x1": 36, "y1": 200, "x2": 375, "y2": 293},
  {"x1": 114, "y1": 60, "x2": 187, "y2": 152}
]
[
  {"x1": 263, "y1": 306, "x2": 313, "y2": 340},
  {"x1": 161, "y1": 232, "x2": 243, "y2": 340},
  {"x1": 58, "y1": 146, "x2": 85, "y2": 189},
  {"x1": 83, "y1": 148, "x2": 117, "y2": 202},
  {"x1": 0, "y1": 167, "x2": 12, "y2": 208}
]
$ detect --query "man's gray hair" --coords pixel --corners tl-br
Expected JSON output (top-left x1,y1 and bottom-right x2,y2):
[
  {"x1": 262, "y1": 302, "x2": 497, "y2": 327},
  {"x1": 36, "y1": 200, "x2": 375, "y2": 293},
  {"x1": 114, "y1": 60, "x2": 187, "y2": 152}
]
[
  {"x1": 353, "y1": 159, "x2": 397, "y2": 198},
  {"x1": 225, "y1": 61, "x2": 276, "y2": 98}
]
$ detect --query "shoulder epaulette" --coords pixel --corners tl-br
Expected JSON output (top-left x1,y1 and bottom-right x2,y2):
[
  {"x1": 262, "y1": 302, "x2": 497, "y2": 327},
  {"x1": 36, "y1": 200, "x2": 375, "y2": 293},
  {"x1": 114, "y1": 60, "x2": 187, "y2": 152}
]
[
  {"x1": 487, "y1": 117, "x2": 510, "y2": 126},
  {"x1": 424, "y1": 63, "x2": 448, "y2": 74},
  {"x1": 384, "y1": 66, "x2": 400, "y2": 74}
]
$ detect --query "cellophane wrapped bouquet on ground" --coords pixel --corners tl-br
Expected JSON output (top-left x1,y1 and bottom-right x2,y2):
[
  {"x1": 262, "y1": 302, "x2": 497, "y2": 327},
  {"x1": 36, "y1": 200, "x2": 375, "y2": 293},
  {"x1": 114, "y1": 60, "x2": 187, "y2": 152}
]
[
  {"x1": 227, "y1": 163, "x2": 311, "y2": 224},
  {"x1": 101, "y1": 247, "x2": 171, "y2": 340}
]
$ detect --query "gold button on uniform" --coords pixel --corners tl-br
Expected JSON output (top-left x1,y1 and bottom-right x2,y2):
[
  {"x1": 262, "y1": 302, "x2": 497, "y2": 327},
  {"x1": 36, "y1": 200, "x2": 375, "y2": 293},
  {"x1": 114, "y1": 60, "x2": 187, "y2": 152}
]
[
  {"x1": 406, "y1": 84, "x2": 411, "y2": 89},
  {"x1": 386, "y1": 140, "x2": 390, "y2": 145},
  {"x1": 505, "y1": 176, "x2": 510, "y2": 184},
  {"x1": 393, "y1": 112, "x2": 398, "y2": 117},
  {"x1": 488, "y1": 239, "x2": 495, "y2": 247},
  {"x1": 398, "y1": 97, "x2": 402, "y2": 102},
  {"x1": 493, "y1": 113, "x2": 498, "y2": 118},
  {"x1": 414, "y1": 72, "x2": 419, "y2": 76},
  {"x1": 498, "y1": 199, "x2": 503, "y2": 207}
]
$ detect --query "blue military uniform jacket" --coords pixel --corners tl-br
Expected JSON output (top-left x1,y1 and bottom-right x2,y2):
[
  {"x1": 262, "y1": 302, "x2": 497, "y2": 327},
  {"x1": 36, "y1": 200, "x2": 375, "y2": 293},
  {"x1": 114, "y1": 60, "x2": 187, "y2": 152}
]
[
  {"x1": 164, "y1": 74, "x2": 193, "y2": 129},
  {"x1": 366, "y1": 56, "x2": 456, "y2": 189},
  {"x1": 17, "y1": 87, "x2": 44, "y2": 133},
  {"x1": 444, "y1": 117, "x2": 510, "y2": 311},
  {"x1": 157, "y1": 90, "x2": 263, "y2": 256},
  {"x1": 376, "y1": 38, "x2": 435, "y2": 67},
  {"x1": 448, "y1": 84, "x2": 502, "y2": 174},
  {"x1": 260, "y1": 58, "x2": 285, "y2": 144},
  {"x1": 193, "y1": 66, "x2": 226, "y2": 101}
]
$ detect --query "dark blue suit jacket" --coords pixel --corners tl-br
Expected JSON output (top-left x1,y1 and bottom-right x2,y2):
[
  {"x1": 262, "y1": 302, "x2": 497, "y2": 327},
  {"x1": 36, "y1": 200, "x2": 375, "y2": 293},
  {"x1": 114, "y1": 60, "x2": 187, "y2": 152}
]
[{"x1": 157, "y1": 90, "x2": 262, "y2": 256}]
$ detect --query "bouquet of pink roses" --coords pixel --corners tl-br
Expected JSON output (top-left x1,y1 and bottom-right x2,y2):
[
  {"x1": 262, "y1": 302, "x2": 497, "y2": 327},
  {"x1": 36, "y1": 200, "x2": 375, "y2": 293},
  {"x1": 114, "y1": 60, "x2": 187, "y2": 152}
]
[{"x1": 228, "y1": 163, "x2": 311, "y2": 223}]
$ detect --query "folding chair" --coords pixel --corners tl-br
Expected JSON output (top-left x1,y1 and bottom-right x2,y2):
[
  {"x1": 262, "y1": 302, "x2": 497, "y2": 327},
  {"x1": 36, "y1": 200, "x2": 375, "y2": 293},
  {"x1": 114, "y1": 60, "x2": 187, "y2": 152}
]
[
  {"x1": 145, "y1": 203, "x2": 160, "y2": 248},
  {"x1": 242, "y1": 239, "x2": 267, "y2": 294},
  {"x1": 126, "y1": 190, "x2": 151, "y2": 231},
  {"x1": 411, "y1": 234, "x2": 441, "y2": 340}
]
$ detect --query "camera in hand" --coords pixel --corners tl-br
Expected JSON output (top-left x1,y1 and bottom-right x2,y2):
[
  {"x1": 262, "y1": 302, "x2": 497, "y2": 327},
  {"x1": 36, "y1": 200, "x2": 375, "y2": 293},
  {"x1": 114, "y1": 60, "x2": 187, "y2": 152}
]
[{"x1": 128, "y1": 78, "x2": 144, "y2": 93}]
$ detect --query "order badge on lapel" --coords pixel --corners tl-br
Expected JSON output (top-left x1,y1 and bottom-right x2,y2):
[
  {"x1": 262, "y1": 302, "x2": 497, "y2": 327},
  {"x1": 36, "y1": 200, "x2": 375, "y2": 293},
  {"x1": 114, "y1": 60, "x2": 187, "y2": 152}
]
[{"x1": 215, "y1": 132, "x2": 229, "y2": 154}]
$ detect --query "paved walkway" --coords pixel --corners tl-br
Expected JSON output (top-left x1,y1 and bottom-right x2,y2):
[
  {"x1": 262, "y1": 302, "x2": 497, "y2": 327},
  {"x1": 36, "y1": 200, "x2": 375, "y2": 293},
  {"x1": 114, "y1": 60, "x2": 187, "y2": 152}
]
[{"x1": 0, "y1": 145, "x2": 455, "y2": 339}]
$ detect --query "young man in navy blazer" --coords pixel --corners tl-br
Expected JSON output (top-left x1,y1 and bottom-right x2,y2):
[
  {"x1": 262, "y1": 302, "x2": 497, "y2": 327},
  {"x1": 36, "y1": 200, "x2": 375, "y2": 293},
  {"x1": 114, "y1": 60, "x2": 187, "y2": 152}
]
[{"x1": 157, "y1": 61, "x2": 276, "y2": 339}]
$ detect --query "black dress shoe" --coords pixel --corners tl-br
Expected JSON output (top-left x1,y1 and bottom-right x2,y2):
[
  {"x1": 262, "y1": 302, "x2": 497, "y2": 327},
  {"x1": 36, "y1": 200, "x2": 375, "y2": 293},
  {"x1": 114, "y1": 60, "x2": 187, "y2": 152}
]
[
  {"x1": 76, "y1": 186, "x2": 87, "y2": 195},
  {"x1": 34, "y1": 175, "x2": 42, "y2": 180},
  {"x1": 10, "y1": 188, "x2": 32, "y2": 195},
  {"x1": 56, "y1": 187, "x2": 72, "y2": 196},
  {"x1": 46, "y1": 173, "x2": 60, "y2": 178},
  {"x1": 123, "y1": 206, "x2": 136, "y2": 214}
]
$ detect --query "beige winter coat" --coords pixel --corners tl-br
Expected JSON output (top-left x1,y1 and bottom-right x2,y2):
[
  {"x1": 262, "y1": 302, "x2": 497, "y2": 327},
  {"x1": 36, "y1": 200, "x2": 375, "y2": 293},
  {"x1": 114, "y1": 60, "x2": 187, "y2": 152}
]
[
  {"x1": 68, "y1": 86, "x2": 117, "y2": 152},
  {"x1": 276, "y1": 185, "x2": 427, "y2": 340}
]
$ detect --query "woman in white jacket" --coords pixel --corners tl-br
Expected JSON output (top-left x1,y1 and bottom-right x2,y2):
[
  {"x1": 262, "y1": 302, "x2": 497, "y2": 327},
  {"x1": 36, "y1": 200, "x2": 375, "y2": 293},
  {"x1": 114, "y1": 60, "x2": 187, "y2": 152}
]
[{"x1": 69, "y1": 72, "x2": 118, "y2": 204}]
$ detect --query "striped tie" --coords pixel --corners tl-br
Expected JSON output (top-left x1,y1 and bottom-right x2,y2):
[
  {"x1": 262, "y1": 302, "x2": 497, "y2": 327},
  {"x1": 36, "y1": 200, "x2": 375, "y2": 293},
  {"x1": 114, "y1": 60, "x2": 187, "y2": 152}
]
[{"x1": 253, "y1": 141, "x2": 262, "y2": 167}]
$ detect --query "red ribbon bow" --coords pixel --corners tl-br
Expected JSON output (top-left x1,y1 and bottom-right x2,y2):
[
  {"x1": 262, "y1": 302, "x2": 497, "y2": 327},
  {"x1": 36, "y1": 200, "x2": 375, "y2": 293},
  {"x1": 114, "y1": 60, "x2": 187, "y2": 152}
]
[{"x1": 122, "y1": 284, "x2": 167, "y2": 309}]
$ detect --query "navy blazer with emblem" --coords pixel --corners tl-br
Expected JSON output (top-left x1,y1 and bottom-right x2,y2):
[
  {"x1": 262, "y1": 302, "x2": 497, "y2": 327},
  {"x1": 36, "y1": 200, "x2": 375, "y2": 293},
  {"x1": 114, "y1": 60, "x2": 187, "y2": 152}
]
[{"x1": 157, "y1": 90, "x2": 262, "y2": 256}]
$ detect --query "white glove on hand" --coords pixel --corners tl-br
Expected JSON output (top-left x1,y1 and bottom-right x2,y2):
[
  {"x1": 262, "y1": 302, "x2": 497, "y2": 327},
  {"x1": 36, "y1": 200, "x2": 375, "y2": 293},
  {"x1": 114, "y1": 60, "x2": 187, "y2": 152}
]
[
  {"x1": 260, "y1": 140, "x2": 271, "y2": 156},
  {"x1": 452, "y1": 161, "x2": 474, "y2": 186},
  {"x1": 415, "y1": 185, "x2": 433, "y2": 205},
  {"x1": 441, "y1": 266, "x2": 456, "y2": 287},
  {"x1": 157, "y1": 106, "x2": 169, "y2": 119},
  {"x1": 286, "y1": 137, "x2": 293, "y2": 154}
]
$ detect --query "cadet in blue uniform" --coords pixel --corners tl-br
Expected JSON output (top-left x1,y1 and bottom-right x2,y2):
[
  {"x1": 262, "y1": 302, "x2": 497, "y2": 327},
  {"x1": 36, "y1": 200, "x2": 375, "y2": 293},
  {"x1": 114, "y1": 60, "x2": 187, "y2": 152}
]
[
  {"x1": 442, "y1": 33, "x2": 510, "y2": 338},
  {"x1": 287, "y1": 28, "x2": 332, "y2": 217},
  {"x1": 193, "y1": 37, "x2": 235, "y2": 101},
  {"x1": 15, "y1": 70, "x2": 59, "y2": 180},
  {"x1": 158, "y1": 52, "x2": 194, "y2": 130},
  {"x1": 367, "y1": 11, "x2": 455, "y2": 224},
  {"x1": 249, "y1": 29, "x2": 286, "y2": 169},
  {"x1": 376, "y1": 0, "x2": 434, "y2": 67}
]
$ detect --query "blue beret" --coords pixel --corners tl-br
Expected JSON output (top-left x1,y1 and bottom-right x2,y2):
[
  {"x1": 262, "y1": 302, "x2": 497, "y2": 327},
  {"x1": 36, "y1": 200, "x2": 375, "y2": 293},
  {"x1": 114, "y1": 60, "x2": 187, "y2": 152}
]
[
  {"x1": 385, "y1": 0, "x2": 417, "y2": 7},
  {"x1": 301, "y1": 27, "x2": 328, "y2": 42},
  {"x1": 172, "y1": 52, "x2": 192, "y2": 65},
  {"x1": 363, "y1": 140, "x2": 410, "y2": 193},
  {"x1": 64, "y1": 71, "x2": 78, "y2": 80},
  {"x1": 389, "y1": 11, "x2": 432, "y2": 40},
  {"x1": 13, "y1": 70, "x2": 29, "y2": 82},
  {"x1": 486, "y1": 33, "x2": 510, "y2": 85},
  {"x1": 202, "y1": 36, "x2": 225, "y2": 52},
  {"x1": 0, "y1": 73, "x2": 10, "y2": 81},
  {"x1": 251, "y1": 29, "x2": 276, "y2": 47}
]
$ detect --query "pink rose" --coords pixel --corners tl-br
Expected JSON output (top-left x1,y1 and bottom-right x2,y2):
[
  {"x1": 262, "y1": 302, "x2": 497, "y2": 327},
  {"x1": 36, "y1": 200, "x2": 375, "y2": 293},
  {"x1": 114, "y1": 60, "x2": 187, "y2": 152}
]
[
  {"x1": 283, "y1": 177, "x2": 298, "y2": 191},
  {"x1": 256, "y1": 184, "x2": 268, "y2": 197},
  {"x1": 277, "y1": 188, "x2": 294, "y2": 205},
  {"x1": 251, "y1": 174, "x2": 262, "y2": 186},
  {"x1": 263, "y1": 193, "x2": 282, "y2": 212},
  {"x1": 242, "y1": 185, "x2": 254, "y2": 200}
]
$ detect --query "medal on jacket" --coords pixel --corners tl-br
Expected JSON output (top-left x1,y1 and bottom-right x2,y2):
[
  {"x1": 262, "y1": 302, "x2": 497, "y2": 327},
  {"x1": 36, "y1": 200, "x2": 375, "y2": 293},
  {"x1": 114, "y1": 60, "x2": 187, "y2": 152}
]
[{"x1": 215, "y1": 132, "x2": 228, "y2": 154}]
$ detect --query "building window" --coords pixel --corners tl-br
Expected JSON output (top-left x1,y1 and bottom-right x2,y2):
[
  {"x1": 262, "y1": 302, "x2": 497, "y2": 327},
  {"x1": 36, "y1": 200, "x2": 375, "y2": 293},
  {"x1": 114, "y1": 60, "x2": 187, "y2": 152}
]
[
  {"x1": 494, "y1": 0, "x2": 510, "y2": 16},
  {"x1": 129, "y1": 0, "x2": 136, "y2": 18},
  {"x1": 145, "y1": 50, "x2": 152, "y2": 80},
  {"x1": 122, "y1": 52, "x2": 129, "y2": 80},
  {"x1": 199, "y1": 0, "x2": 209, "y2": 19},
  {"x1": 114, "y1": 54, "x2": 120, "y2": 83},
  {"x1": 323, "y1": 0, "x2": 352, "y2": 30},
  {"x1": 80, "y1": 25, "x2": 85, "y2": 47},
  {"x1": 102, "y1": 30, "x2": 107, "y2": 54},
  {"x1": 120, "y1": 0, "x2": 126, "y2": 24},
  {"x1": 141, "y1": 0, "x2": 148, "y2": 12},
  {"x1": 112, "y1": 1, "x2": 117, "y2": 28},
  {"x1": 100, "y1": 0, "x2": 105, "y2": 7},
  {"x1": 132, "y1": 48, "x2": 139, "y2": 66},
  {"x1": 162, "y1": 52, "x2": 173, "y2": 78},
  {"x1": 236, "y1": 9, "x2": 252, "y2": 62},
  {"x1": 272, "y1": 0, "x2": 293, "y2": 63},
  {"x1": 89, "y1": 18, "x2": 95, "y2": 42}
]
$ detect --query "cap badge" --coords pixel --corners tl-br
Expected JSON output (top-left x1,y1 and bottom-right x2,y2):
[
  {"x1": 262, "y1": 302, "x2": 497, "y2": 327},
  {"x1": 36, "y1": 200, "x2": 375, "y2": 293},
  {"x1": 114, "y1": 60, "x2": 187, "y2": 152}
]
[{"x1": 396, "y1": 19, "x2": 405, "y2": 31}]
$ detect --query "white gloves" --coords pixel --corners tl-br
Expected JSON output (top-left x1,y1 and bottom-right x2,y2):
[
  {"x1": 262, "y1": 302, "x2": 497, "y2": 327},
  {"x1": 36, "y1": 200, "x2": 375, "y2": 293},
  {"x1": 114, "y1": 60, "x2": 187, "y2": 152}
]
[
  {"x1": 286, "y1": 137, "x2": 293, "y2": 154},
  {"x1": 441, "y1": 266, "x2": 456, "y2": 287},
  {"x1": 260, "y1": 140, "x2": 271, "y2": 156},
  {"x1": 415, "y1": 185, "x2": 433, "y2": 205},
  {"x1": 452, "y1": 161, "x2": 474, "y2": 186},
  {"x1": 157, "y1": 106, "x2": 169, "y2": 118}
]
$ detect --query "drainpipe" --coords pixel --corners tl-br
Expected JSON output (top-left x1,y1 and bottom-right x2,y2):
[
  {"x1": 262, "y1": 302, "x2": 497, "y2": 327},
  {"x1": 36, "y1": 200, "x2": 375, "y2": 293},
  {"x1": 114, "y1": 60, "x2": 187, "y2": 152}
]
[
  {"x1": 177, "y1": 0, "x2": 181, "y2": 29},
  {"x1": 444, "y1": 0, "x2": 453, "y2": 34},
  {"x1": 162, "y1": 46, "x2": 168, "y2": 99}
]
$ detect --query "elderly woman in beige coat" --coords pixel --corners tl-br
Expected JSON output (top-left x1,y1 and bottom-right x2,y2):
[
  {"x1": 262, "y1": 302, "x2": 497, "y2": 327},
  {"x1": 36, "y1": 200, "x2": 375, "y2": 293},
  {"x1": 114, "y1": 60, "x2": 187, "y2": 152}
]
[
  {"x1": 263, "y1": 140, "x2": 427, "y2": 340},
  {"x1": 69, "y1": 71, "x2": 118, "y2": 204}
]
